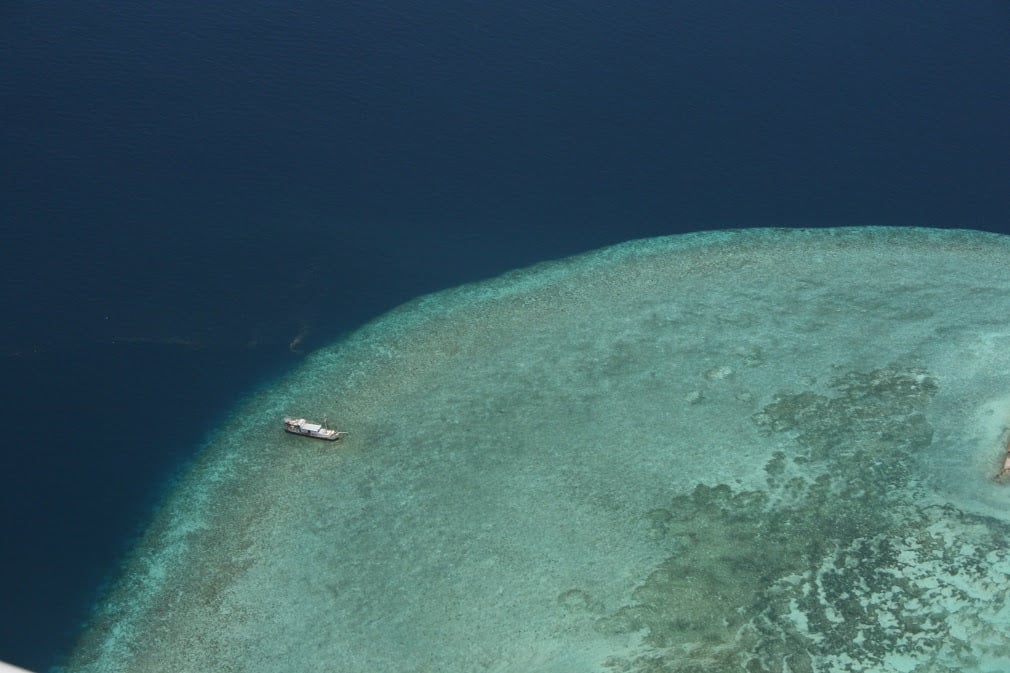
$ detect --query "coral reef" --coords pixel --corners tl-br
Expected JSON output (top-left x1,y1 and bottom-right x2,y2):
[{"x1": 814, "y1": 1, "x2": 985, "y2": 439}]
[{"x1": 595, "y1": 366, "x2": 1010, "y2": 673}]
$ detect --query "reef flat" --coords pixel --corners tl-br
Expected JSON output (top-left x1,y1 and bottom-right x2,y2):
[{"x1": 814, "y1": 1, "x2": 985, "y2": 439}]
[{"x1": 66, "y1": 228, "x2": 1010, "y2": 673}]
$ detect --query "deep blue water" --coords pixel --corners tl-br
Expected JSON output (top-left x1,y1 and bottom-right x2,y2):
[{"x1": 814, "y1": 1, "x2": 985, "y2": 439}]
[{"x1": 1, "y1": 1, "x2": 1008, "y2": 669}]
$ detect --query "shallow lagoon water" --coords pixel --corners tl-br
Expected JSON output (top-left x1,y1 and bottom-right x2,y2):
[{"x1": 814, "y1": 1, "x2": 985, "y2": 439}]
[{"x1": 67, "y1": 228, "x2": 1010, "y2": 672}]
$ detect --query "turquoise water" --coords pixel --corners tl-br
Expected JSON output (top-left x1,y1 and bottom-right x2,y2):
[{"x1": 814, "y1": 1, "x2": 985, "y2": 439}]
[
  {"x1": 66, "y1": 229, "x2": 1010, "y2": 672},
  {"x1": 4, "y1": 2, "x2": 1008, "y2": 667}
]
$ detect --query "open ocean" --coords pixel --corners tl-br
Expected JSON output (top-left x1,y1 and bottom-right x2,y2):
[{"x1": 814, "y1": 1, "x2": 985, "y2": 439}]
[{"x1": 1, "y1": 1, "x2": 1008, "y2": 670}]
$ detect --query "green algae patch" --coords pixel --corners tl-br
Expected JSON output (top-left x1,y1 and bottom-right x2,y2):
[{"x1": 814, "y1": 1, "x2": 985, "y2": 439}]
[{"x1": 65, "y1": 228, "x2": 1010, "y2": 673}]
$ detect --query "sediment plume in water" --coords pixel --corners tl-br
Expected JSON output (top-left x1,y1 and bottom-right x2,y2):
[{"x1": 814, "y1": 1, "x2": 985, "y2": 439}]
[{"x1": 65, "y1": 228, "x2": 1010, "y2": 673}]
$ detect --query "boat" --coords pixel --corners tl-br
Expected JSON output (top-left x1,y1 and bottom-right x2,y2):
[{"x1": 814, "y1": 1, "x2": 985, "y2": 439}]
[{"x1": 283, "y1": 416, "x2": 347, "y2": 441}]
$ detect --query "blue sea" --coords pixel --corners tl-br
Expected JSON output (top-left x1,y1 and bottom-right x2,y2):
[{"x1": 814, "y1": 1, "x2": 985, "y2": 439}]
[{"x1": 1, "y1": 1, "x2": 1008, "y2": 670}]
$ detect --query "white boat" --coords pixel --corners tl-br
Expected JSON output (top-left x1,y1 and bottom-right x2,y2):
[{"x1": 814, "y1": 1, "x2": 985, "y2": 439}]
[{"x1": 283, "y1": 417, "x2": 347, "y2": 441}]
